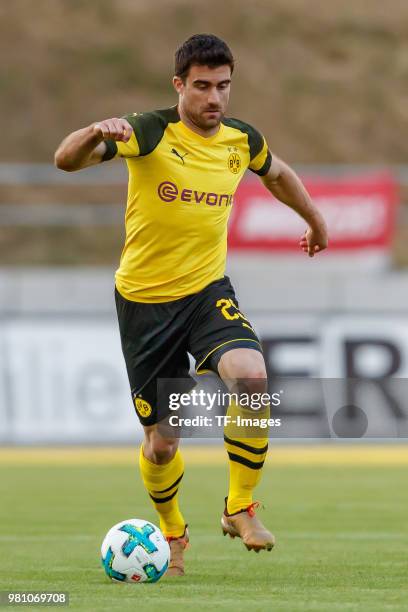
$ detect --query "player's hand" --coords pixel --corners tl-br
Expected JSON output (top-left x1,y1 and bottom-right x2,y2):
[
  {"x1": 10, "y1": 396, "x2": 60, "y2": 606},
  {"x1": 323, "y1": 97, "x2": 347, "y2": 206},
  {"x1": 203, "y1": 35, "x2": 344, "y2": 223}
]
[
  {"x1": 92, "y1": 118, "x2": 133, "y2": 143},
  {"x1": 299, "y1": 226, "x2": 328, "y2": 257}
]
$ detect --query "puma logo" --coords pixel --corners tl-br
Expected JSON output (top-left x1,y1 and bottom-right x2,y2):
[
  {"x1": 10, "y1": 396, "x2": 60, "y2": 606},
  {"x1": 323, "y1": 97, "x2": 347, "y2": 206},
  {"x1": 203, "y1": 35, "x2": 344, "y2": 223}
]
[{"x1": 171, "y1": 148, "x2": 189, "y2": 165}]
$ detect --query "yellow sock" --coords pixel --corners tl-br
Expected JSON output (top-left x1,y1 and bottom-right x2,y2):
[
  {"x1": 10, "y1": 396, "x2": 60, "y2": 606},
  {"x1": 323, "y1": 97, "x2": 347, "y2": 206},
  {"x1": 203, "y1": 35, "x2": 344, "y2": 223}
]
[
  {"x1": 224, "y1": 401, "x2": 269, "y2": 514},
  {"x1": 139, "y1": 446, "x2": 186, "y2": 538}
]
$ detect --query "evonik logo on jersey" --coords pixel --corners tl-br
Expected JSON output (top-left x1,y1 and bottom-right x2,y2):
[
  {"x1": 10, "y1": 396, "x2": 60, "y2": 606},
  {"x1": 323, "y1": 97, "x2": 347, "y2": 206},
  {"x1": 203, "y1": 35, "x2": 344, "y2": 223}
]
[{"x1": 157, "y1": 181, "x2": 233, "y2": 207}]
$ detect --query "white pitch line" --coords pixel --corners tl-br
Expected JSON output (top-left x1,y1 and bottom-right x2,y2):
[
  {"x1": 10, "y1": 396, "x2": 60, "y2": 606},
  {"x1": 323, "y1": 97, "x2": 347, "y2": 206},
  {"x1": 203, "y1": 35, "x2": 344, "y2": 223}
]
[
  {"x1": 0, "y1": 535, "x2": 94, "y2": 542},
  {"x1": 1, "y1": 532, "x2": 406, "y2": 543},
  {"x1": 277, "y1": 532, "x2": 408, "y2": 540},
  {"x1": 184, "y1": 532, "x2": 408, "y2": 541}
]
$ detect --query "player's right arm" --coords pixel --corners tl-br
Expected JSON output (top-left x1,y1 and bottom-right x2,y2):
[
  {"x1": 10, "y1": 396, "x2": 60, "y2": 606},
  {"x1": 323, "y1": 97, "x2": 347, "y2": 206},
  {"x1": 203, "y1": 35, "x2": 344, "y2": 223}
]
[{"x1": 54, "y1": 118, "x2": 133, "y2": 171}]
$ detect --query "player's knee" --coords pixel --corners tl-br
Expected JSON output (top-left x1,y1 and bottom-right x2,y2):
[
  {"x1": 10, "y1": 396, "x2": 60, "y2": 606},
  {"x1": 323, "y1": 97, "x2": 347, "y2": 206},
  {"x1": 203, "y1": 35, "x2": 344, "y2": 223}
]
[
  {"x1": 219, "y1": 349, "x2": 267, "y2": 390},
  {"x1": 143, "y1": 431, "x2": 178, "y2": 465}
]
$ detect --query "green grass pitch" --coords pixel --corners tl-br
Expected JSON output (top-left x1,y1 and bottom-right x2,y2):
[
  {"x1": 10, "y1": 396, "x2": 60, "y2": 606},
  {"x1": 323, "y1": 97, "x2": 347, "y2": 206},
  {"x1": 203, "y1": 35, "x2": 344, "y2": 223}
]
[{"x1": 1, "y1": 451, "x2": 407, "y2": 611}]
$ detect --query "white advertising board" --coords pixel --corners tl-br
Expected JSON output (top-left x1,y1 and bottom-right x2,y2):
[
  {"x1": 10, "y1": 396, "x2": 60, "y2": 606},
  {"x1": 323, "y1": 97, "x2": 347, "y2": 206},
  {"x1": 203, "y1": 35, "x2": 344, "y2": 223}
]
[
  {"x1": 0, "y1": 318, "x2": 137, "y2": 443},
  {"x1": 0, "y1": 313, "x2": 407, "y2": 443}
]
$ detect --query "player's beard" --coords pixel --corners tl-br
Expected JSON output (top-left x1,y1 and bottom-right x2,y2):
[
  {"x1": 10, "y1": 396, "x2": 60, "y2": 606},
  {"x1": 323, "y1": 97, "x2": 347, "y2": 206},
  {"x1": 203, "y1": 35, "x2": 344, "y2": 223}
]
[{"x1": 187, "y1": 106, "x2": 224, "y2": 132}]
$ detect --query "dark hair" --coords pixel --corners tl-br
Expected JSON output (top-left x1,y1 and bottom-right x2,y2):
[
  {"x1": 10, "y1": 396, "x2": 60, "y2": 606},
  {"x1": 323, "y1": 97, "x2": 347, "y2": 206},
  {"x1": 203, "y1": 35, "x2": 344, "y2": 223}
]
[{"x1": 175, "y1": 34, "x2": 234, "y2": 80}]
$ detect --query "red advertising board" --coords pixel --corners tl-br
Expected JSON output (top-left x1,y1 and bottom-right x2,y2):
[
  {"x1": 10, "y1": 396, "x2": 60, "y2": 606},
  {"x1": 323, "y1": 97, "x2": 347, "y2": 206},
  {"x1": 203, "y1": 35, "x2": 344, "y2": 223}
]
[{"x1": 228, "y1": 173, "x2": 398, "y2": 252}]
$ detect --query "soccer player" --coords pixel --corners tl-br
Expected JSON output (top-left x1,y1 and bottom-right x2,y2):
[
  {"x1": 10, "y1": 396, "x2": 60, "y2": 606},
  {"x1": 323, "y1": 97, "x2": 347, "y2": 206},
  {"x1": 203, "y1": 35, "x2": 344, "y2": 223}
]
[{"x1": 55, "y1": 34, "x2": 328, "y2": 576}]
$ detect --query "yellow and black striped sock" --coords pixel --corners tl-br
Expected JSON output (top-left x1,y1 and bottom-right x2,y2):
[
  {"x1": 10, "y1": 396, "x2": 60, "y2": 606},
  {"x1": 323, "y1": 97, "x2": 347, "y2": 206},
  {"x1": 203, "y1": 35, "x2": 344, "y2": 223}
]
[
  {"x1": 139, "y1": 446, "x2": 185, "y2": 538},
  {"x1": 224, "y1": 401, "x2": 269, "y2": 514}
]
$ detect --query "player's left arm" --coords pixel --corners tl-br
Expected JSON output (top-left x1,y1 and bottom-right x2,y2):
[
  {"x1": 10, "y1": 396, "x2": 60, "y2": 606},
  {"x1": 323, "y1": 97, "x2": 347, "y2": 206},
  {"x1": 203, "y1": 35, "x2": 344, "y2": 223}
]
[{"x1": 260, "y1": 155, "x2": 328, "y2": 257}]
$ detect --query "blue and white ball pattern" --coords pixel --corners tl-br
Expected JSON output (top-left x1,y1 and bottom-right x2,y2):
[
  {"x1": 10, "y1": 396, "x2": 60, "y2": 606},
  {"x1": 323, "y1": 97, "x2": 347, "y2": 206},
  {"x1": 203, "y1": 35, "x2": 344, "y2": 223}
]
[{"x1": 101, "y1": 518, "x2": 170, "y2": 583}]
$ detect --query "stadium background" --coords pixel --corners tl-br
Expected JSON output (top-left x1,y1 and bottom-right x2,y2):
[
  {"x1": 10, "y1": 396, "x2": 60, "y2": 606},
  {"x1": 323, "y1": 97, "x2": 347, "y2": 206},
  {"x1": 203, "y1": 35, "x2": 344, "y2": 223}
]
[{"x1": 1, "y1": 2, "x2": 407, "y2": 610}]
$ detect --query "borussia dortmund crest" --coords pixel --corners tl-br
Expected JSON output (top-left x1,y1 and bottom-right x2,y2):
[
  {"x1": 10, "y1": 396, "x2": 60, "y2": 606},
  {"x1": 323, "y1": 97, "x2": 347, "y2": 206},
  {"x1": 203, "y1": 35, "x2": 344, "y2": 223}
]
[
  {"x1": 228, "y1": 152, "x2": 241, "y2": 174},
  {"x1": 134, "y1": 397, "x2": 152, "y2": 418}
]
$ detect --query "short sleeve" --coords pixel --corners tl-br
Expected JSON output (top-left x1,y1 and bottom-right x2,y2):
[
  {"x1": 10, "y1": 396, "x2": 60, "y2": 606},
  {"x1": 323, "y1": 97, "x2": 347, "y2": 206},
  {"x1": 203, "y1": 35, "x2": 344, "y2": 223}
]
[
  {"x1": 248, "y1": 136, "x2": 272, "y2": 176},
  {"x1": 101, "y1": 113, "x2": 141, "y2": 161}
]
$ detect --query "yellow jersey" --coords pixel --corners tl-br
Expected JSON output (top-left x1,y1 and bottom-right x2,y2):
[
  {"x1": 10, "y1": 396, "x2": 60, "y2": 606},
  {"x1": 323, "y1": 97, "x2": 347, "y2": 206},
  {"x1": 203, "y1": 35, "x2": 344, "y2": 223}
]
[{"x1": 103, "y1": 106, "x2": 271, "y2": 302}]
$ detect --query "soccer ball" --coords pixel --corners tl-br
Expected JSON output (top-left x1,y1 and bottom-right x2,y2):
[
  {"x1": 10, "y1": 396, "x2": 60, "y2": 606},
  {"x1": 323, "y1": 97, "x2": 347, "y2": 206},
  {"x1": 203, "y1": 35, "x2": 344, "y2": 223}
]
[{"x1": 101, "y1": 518, "x2": 170, "y2": 583}]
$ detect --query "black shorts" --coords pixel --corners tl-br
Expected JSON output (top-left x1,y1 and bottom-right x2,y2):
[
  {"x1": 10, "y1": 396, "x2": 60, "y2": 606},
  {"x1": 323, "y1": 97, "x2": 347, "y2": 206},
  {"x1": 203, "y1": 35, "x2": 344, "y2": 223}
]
[{"x1": 115, "y1": 276, "x2": 262, "y2": 426}]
